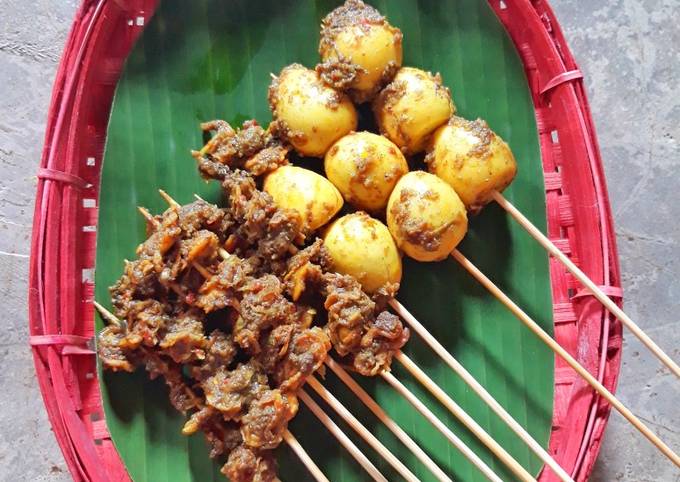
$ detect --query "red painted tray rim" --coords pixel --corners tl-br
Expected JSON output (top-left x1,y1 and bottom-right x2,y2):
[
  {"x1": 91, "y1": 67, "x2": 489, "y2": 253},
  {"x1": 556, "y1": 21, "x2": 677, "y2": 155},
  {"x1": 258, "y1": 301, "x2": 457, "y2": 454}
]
[{"x1": 28, "y1": 1, "x2": 623, "y2": 480}]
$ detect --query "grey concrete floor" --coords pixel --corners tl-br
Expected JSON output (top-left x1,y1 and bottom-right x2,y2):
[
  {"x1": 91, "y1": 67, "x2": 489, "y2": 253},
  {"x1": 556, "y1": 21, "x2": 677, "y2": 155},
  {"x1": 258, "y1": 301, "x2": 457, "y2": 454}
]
[{"x1": 0, "y1": 1, "x2": 677, "y2": 481}]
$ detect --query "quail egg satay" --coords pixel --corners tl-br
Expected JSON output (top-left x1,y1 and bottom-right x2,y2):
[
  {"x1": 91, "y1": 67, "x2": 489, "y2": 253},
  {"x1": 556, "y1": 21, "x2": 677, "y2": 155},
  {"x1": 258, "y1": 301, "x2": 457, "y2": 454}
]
[
  {"x1": 427, "y1": 116, "x2": 518, "y2": 213},
  {"x1": 323, "y1": 212, "x2": 402, "y2": 294},
  {"x1": 387, "y1": 171, "x2": 468, "y2": 262},
  {"x1": 317, "y1": 0, "x2": 403, "y2": 103},
  {"x1": 373, "y1": 67, "x2": 455, "y2": 154},
  {"x1": 325, "y1": 131, "x2": 408, "y2": 213},
  {"x1": 269, "y1": 64, "x2": 358, "y2": 157},
  {"x1": 263, "y1": 165, "x2": 344, "y2": 232}
]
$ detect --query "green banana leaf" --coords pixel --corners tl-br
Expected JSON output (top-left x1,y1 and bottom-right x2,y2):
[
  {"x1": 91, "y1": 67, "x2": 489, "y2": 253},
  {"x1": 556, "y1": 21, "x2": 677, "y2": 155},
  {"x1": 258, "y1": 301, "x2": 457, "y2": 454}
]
[{"x1": 95, "y1": 1, "x2": 554, "y2": 481}]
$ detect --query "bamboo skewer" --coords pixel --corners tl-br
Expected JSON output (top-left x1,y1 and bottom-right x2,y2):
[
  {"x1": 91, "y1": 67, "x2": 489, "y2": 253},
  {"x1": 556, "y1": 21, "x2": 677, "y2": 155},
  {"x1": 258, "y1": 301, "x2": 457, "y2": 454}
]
[
  {"x1": 93, "y1": 300, "x2": 126, "y2": 331},
  {"x1": 394, "y1": 352, "x2": 536, "y2": 482},
  {"x1": 92, "y1": 302, "x2": 333, "y2": 482},
  {"x1": 451, "y1": 248, "x2": 680, "y2": 468},
  {"x1": 389, "y1": 299, "x2": 573, "y2": 482},
  {"x1": 492, "y1": 190, "x2": 680, "y2": 378},
  {"x1": 138, "y1": 206, "x2": 159, "y2": 224},
  {"x1": 375, "y1": 372, "x2": 505, "y2": 482},
  {"x1": 325, "y1": 358, "x2": 453, "y2": 482},
  {"x1": 306, "y1": 376, "x2": 419, "y2": 482},
  {"x1": 282, "y1": 431, "x2": 330, "y2": 482},
  {"x1": 298, "y1": 390, "x2": 387, "y2": 482},
  {"x1": 158, "y1": 189, "x2": 180, "y2": 208},
  {"x1": 380, "y1": 371, "x2": 504, "y2": 482}
]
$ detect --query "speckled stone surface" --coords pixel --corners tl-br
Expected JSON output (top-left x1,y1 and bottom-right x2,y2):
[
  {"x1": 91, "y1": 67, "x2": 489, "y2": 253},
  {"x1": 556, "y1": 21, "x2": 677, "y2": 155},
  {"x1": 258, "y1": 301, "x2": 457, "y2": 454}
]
[
  {"x1": 0, "y1": 1, "x2": 677, "y2": 481},
  {"x1": 550, "y1": 2, "x2": 680, "y2": 481}
]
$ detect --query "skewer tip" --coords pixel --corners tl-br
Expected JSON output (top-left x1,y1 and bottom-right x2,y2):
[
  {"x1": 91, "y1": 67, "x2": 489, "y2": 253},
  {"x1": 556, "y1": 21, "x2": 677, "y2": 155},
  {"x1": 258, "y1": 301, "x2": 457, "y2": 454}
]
[
  {"x1": 158, "y1": 189, "x2": 180, "y2": 208},
  {"x1": 137, "y1": 205, "x2": 154, "y2": 220},
  {"x1": 93, "y1": 300, "x2": 126, "y2": 330},
  {"x1": 138, "y1": 205, "x2": 161, "y2": 228}
]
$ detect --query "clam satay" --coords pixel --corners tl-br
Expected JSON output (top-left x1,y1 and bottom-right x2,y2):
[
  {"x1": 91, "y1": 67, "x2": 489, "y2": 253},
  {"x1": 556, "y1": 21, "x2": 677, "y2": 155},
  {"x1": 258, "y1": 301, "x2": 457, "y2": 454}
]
[{"x1": 194, "y1": 119, "x2": 289, "y2": 176}]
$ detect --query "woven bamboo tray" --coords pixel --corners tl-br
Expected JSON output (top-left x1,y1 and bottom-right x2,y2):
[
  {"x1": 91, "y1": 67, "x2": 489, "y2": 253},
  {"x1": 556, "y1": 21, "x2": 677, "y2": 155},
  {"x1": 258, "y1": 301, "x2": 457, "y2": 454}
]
[{"x1": 29, "y1": 1, "x2": 623, "y2": 480}]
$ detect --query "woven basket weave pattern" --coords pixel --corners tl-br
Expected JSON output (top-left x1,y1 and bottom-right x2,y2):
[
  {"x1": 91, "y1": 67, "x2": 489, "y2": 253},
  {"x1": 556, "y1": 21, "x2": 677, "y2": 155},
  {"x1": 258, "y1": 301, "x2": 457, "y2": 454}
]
[{"x1": 29, "y1": 1, "x2": 622, "y2": 480}]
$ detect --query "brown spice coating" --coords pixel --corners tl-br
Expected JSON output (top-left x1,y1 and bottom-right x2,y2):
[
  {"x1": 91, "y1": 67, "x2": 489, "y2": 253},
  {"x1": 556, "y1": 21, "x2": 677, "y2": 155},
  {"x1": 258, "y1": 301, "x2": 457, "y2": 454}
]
[
  {"x1": 143, "y1": 351, "x2": 203, "y2": 413},
  {"x1": 322, "y1": 272, "x2": 375, "y2": 356},
  {"x1": 377, "y1": 60, "x2": 401, "y2": 96},
  {"x1": 195, "y1": 256, "x2": 253, "y2": 313},
  {"x1": 202, "y1": 361, "x2": 269, "y2": 419},
  {"x1": 205, "y1": 418, "x2": 243, "y2": 459},
  {"x1": 197, "y1": 160, "x2": 304, "y2": 275},
  {"x1": 352, "y1": 311, "x2": 409, "y2": 376},
  {"x1": 222, "y1": 445, "x2": 279, "y2": 482},
  {"x1": 124, "y1": 300, "x2": 170, "y2": 348},
  {"x1": 371, "y1": 282, "x2": 399, "y2": 312},
  {"x1": 240, "y1": 390, "x2": 298, "y2": 449},
  {"x1": 195, "y1": 255, "x2": 308, "y2": 355},
  {"x1": 97, "y1": 325, "x2": 140, "y2": 372},
  {"x1": 270, "y1": 326, "x2": 331, "y2": 392},
  {"x1": 182, "y1": 406, "x2": 243, "y2": 458},
  {"x1": 426, "y1": 116, "x2": 516, "y2": 213},
  {"x1": 190, "y1": 329, "x2": 238, "y2": 382},
  {"x1": 373, "y1": 77, "x2": 410, "y2": 142},
  {"x1": 235, "y1": 275, "x2": 300, "y2": 354},
  {"x1": 315, "y1": 56, "x2": 363, "y2": 91},
  {"x1": 320, "y1": 0, "x2": 385, "y2": 36},
  {"x1": 283, "y1": 239, "x2": 329, "y2": 300},
  {"x1": 424, "y1": 116, "x2": 496, "y2": 172},
  {"x1": 451, "y1": 116, "x2": 495, "y2": 160},
  {"x1": 158, "y1": 309, "x2": 207, "y2": 364},
  {"x1": 322, "y1": 272, "x2": 408, "y2": 375},
  {"x1": 197, "y1": 119, "x2": 290, "y2": 176}
]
